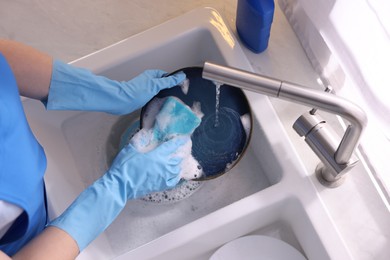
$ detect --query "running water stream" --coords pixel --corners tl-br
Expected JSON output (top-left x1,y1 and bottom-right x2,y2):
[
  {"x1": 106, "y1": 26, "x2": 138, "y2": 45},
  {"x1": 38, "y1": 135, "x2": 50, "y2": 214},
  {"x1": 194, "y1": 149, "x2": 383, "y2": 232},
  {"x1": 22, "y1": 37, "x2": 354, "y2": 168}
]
[{"x1": 214, "y1": 82, "x2": 222, "y2": 127}]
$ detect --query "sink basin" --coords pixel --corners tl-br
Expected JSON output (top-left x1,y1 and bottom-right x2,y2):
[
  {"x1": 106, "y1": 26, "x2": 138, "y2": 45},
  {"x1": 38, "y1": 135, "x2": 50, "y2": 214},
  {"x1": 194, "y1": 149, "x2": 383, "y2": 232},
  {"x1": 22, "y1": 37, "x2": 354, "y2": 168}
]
[{"x1": 24, "y1": 7, "x2": 352, "y2": 260}]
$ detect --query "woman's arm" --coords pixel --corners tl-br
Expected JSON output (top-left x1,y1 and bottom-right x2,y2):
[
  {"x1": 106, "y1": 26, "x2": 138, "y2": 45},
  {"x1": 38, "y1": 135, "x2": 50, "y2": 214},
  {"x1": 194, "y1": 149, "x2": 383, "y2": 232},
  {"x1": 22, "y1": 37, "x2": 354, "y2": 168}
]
[
  {"x1": 0, "y1": 227, "x2": 78, "y2": 260},
  {"x1": 3, "y1": 227, "x2": 79, "y2": 260},
  {"x1": 1, "y1": 39, "x2": 185, "y2": 115},
  {"x1": 0, "y1": 39, "x2": 52, "y2": 100}
]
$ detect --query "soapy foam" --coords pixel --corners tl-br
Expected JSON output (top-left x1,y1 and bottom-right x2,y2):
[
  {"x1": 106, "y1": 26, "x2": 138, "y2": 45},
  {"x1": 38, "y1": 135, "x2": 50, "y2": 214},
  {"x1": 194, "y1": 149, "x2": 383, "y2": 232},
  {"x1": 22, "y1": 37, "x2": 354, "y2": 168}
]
[
  {"x1": 240, "y1": 113, "x2": 251, "y2": 141},
  {"x1": 129, "y1": 128, "x2": 156, "y2": 153},
  {"x1": 141, "y1": 180, "x2": 202, "y2": 203},
  {"x1": 180, "y1": 78, "x2": 190, "y2": 95},
  {"x1": 191, "y1": 101, "x2": 204, "y2": 120},
  {"x1": 142, "y1": 98, "x2": 165, "y2": 130},
  {"x1": 154, "y1": 102, "x2": 174, "y2": 133},
  {"x1": 174, "y1": 138, "x2": 203, "y2": 179}
]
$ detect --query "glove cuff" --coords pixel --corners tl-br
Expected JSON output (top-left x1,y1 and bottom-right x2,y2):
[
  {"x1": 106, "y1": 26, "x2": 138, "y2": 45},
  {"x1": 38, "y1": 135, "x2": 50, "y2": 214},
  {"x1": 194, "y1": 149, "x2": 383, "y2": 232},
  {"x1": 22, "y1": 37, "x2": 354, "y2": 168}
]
[
  {"x1": 44, "y1": 60, "x2": 129, "y2": 114},
  {"x1": 49, "y1": 174, "x2": 127, "y2": 251}
]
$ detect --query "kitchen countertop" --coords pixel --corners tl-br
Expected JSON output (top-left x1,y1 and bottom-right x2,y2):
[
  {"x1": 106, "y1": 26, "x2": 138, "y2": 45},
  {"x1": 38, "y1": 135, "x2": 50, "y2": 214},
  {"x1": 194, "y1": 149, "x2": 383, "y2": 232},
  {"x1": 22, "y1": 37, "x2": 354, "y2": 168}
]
[{"x1": 1, "y1": 0, "x2": 389, "y2": 259}]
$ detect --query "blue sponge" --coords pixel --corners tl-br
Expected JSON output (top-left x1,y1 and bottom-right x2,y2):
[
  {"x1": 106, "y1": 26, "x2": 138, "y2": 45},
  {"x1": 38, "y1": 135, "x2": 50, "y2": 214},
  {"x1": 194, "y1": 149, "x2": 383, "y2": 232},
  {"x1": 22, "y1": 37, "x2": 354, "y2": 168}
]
[{"x1": 153, "y1": 97, "x2": 201, "y2": 141}]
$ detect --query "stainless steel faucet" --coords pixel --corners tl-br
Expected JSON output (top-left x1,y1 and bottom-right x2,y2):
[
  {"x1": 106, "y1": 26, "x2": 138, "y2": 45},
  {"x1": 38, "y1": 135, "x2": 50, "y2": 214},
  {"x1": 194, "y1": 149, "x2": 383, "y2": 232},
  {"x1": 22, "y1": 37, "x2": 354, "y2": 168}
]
[{"x1": 202, "y1": 62, "x2": 367, "y2": 187}]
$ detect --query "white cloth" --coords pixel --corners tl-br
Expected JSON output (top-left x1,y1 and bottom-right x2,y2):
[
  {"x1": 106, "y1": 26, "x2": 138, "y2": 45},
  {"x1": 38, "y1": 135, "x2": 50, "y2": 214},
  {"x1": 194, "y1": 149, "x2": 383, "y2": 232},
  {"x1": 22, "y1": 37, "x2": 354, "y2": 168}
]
[{"x1": 0, "y1": 200, "x2": 23, "y2": 238}]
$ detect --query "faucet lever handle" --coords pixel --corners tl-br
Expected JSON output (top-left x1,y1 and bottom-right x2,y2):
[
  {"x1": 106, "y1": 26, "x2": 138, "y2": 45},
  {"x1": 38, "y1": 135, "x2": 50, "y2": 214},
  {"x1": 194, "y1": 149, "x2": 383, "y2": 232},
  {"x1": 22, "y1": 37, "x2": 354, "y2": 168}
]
[{"x1": 293, "y1": 112, "x2": 359, "y2": 187}]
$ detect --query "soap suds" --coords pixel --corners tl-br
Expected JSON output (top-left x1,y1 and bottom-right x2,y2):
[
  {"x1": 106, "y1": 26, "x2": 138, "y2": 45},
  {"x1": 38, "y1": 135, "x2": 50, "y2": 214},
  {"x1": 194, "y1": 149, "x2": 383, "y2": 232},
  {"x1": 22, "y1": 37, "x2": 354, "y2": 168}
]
[
  {"x1": 191, "y1": 101, "x2": 204, "y2": 120},
  {"x1": 129, "y1": 128, "x2": 156, "y2": 153},
  {"x1": 141, "y1": 180, "x2": 203, "y2": 203},
  {"x1": 142, "y1": 98, "x2": 165, "y2": 130},
  {"x1": 179, "y1": 78, "x2": 190, "y2": 95},
  {"x1": 173, "y1": 138, "x2": 203, "y2": 180},
  {"x1": 240, "y1": 113, "x2": 251, "y2": 141}
]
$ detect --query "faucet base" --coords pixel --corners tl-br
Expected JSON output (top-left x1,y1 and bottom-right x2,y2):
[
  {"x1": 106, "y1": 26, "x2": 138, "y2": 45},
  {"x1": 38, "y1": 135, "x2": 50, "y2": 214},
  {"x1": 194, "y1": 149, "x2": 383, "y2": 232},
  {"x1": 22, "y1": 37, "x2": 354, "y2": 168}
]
[{"x1": 315, "y1": 163, "x2": 346, "y2": 188}]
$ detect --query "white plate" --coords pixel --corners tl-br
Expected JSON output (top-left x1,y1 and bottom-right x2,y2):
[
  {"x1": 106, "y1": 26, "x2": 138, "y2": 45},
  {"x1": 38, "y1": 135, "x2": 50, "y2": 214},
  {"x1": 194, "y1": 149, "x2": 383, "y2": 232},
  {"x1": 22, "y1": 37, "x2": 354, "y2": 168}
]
[{"x1": 210, "y1": 235, "x2": 306, "y2": 260}]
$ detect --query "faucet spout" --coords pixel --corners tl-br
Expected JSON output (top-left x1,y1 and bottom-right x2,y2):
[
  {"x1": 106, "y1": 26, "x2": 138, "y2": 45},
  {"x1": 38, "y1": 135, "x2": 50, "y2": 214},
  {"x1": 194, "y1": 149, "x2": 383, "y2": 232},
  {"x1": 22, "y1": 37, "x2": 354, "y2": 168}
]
[{"x1": 202, "y1": 62, "x2": 367, "y2": 186}]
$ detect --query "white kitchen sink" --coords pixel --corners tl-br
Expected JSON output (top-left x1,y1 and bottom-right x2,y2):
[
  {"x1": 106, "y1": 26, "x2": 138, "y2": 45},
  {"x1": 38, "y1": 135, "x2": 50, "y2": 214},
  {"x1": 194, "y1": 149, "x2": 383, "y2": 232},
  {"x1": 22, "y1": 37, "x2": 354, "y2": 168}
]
[{"x1": 24, "y1": 7, "x2": 352, "y2": 260}]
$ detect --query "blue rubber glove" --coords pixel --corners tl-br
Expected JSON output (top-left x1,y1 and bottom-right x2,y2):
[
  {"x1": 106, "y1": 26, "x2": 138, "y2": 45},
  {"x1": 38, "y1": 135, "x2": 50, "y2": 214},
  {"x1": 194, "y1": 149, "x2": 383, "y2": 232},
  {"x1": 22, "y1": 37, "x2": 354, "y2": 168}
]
[
  {"x1": 45, "y1": 60, "x2": 186, "y2": 115},
  {"x1": 49, "y1": 136, "x2": 189, "y2": 251}
]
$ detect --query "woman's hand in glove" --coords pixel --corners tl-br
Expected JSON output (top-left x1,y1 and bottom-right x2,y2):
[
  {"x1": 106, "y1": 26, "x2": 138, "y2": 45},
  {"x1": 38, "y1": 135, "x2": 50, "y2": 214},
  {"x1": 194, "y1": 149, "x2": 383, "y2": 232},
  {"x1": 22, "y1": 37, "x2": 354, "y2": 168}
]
[{"x1": 45, "y1": 60, "x2": 186, "y2": 115}]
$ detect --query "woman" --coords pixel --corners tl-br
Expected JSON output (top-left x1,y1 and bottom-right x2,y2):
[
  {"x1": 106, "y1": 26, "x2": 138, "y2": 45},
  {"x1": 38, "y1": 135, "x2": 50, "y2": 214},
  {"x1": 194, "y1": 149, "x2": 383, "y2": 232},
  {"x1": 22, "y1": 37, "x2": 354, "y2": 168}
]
[{"x1": 0, "y1": 39, "x2": 187, "y2": 259}]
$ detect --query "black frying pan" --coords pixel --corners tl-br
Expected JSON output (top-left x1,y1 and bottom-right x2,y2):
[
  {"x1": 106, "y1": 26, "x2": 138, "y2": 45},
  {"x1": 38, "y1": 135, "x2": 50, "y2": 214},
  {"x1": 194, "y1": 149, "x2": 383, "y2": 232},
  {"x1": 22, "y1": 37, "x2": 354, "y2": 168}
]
[{"x1": 141, "y1": 67, "x2": 252, "y2": 180}]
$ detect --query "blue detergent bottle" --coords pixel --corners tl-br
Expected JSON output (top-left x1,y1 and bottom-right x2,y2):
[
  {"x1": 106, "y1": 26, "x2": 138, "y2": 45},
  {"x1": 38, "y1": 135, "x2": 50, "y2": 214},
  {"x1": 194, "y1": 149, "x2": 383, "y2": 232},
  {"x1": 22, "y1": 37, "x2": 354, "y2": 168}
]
[{"x1": 236, "y1": 0, "x2": 275, "y2": 53}]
